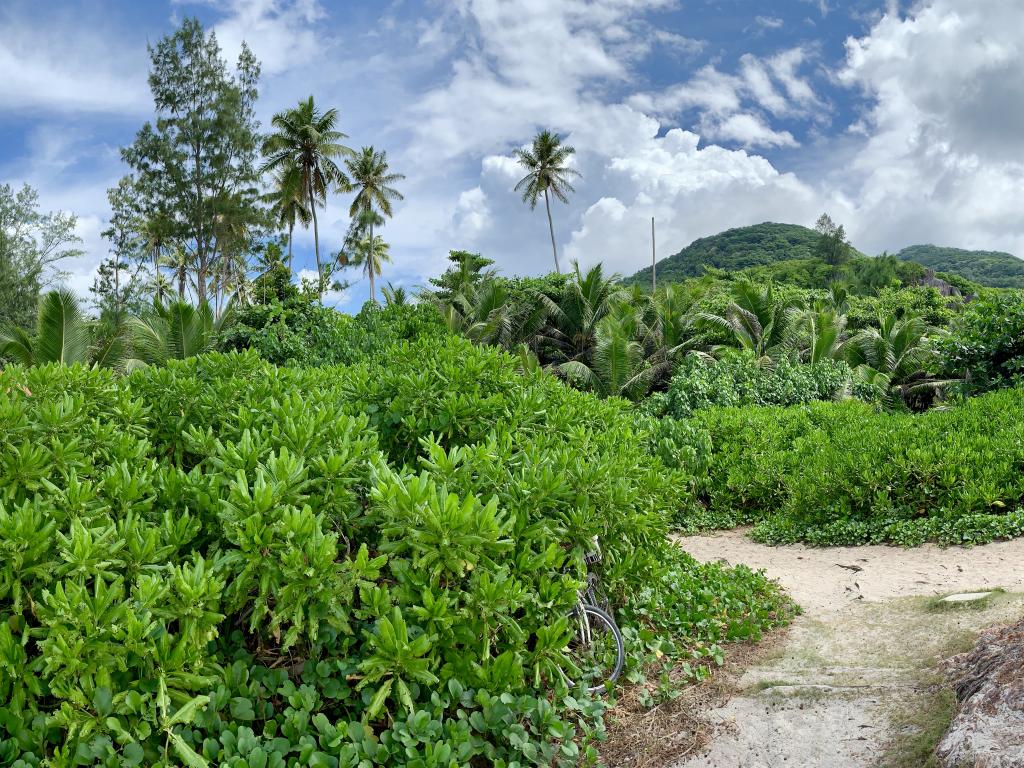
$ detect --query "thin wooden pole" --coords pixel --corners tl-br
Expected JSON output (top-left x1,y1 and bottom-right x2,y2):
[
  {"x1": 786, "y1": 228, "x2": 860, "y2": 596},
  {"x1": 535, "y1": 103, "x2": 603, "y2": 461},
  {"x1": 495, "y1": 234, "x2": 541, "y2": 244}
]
[{"x1": 651, "y1": 217, "x2": 657, "y2": 292}]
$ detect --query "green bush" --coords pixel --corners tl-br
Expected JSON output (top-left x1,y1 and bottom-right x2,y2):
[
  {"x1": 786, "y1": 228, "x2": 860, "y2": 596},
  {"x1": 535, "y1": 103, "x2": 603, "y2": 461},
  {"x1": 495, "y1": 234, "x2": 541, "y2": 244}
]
[
  {"x1": 0, "y1": 338, "x2": 791, "y2": 766},
  {"x1": 683, "y1": 390, "x2": 1024, "y2": 545},
  {"x1": 846, "y1": 285, "x2": 961, "y2": 330},
  {"x1": 655, "y1": 353, "x2": 854, "y2": 418},
  {"x1": 938, "y1": 292, "x2": 1024, "y2": 395},
  {"x1": 221, "y1": 269, "x2": 446, "y2": 367}
]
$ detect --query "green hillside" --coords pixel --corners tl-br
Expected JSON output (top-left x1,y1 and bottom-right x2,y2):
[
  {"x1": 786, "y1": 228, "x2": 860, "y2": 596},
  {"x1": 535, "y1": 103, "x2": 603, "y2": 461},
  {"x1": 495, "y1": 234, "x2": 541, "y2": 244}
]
[
  {"x1": 897, "y1": 245, "x2": 1024, "y2": 288},
  {"x1": 624, "y1": 222, "x2": 849, "y2": 286}
]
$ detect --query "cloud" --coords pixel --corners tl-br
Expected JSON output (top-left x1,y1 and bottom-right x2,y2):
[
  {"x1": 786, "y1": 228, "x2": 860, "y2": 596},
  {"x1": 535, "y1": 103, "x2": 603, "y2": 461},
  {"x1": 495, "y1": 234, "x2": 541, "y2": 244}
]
[
  {"x1": 755, "y1": 15, "x2": 785, "y2": 31},
  {"x1": 449, "y1": 187, "x2": 493, "y2": 243},
  {"x1": 563, "y1": 128, "x2": 831, "y2": 275},
  {"x1": 407, "y1": 0, "x2": 672, "y2": 163},
  {"x1": 629, "y1": 47, "x2": 822, "y2": 148},
  {"x1": 707, "y1": 114, "x2": 799, "y2": 149},
  {"x1": 207, "y1": 0, "x2": 326, "y2": 75},
  {"x1": 835, "y1": 0, "x2": 1024, "y2": 256},
  {"x1": 0, "y1": 7, "x2": 149, "y2": 114}
]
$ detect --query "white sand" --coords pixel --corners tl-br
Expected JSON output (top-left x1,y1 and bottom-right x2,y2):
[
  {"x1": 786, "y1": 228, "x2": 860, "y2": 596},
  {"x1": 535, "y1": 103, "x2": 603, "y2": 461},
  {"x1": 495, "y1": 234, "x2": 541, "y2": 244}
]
[{"x1": 666, "y1": 529, "x2": 1024, "y2": 768}]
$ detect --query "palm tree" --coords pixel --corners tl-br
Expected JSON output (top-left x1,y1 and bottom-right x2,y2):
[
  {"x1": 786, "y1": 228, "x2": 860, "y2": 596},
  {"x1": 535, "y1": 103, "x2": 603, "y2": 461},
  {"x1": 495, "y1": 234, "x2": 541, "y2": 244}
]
[
  {"x1": 161, "y1": 246, "x2": 191, "y2": 300},
  {"x1": 539, "y1": 261, "x2": 626, "y2": 370},
  {"x1": 261, "y1": 97, "x2": 353, "y2": 298},
  {"x1": 784, "y1": 303, "x2": 849, "y2": 364},
  {"x1": 381, "y1": 283, "x2": 409, "y2": 306},
  {"x1": 266, "y1": 166, "x2": 311, "y2": 272},
  {"x1": 127, "y1": 298, "x2": 234, "y2": 368},
  {"x1": 560, "y1": 308, "x2": 653, "y2": 400},
  {"x1": 0, "y1": 289, "x2": 126, "y2": 368},
  {"x1": 844, "y1": 312, "x2": 943, "y2": 405},
  {"x1": 514, "y1": 131, "x2": 580, "y2": 275},
  {"x1": 700, "y1": 280, "x2": 797, "y2": 360},
  {"x1": 345, "y1": 147, "x2": 405, "y2": 304},
  {"x1": 0, "y1": 289, "x2": 91, "y2": 366},
  {"x1": 140, "y1": 213, "x2": 173, "y2": 285},
  {"x1": 349, "y1": 233, "x2": 392, "y2": 304},
  {"x1": 436, "y1": 279, "x2": 517, "y2": 348}
]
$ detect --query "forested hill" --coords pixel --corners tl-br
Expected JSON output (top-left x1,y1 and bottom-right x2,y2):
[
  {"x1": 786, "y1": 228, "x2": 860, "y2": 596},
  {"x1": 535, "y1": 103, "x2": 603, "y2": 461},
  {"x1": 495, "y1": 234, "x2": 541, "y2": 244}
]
[
  {"x1": 623, "y1": 222, "x2": 857, "y2": 286},
  {"x1": 897, "y1": 245, "x2": 1024, "y2": 288}
]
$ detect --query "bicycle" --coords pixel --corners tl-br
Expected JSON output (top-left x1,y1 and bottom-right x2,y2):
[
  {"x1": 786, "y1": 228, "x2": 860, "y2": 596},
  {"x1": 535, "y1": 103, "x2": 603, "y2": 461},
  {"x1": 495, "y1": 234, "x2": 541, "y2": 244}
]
[{"x1": 564, "y1": 536, "x2": 625, "y2": 695}]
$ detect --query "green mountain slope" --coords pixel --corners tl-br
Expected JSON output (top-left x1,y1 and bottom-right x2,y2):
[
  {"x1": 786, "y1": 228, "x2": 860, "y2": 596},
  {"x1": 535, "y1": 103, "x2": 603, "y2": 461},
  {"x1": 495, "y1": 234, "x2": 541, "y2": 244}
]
[
  {"x1": 896, "y1": 245, "x2": 1024, "y2": 288},
  {"x1": 624, "y1": 222, "x2": 837, "y2": 286}
]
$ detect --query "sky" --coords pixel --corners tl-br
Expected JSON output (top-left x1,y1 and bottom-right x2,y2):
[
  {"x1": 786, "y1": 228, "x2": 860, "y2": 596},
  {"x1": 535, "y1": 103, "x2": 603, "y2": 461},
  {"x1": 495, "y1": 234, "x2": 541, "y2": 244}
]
[{"x1": 2, "y1": 0, "x2": 1024, "y2": 310}]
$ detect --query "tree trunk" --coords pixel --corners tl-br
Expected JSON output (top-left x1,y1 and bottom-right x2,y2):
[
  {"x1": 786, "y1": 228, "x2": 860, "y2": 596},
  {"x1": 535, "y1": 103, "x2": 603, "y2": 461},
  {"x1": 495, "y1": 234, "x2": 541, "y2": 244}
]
[
  {"x1": 368, "y1": 219, "x2": 377, "y2": 304},
  {"x1": 288, "y1": 221, "x2": 294, "y2": 272},
  {"x1": 309, "y1": 175, "x2": 322, "y2": 300},
  {"x1": 544, "y1": 188, "x2": 561, "y2": 275}
]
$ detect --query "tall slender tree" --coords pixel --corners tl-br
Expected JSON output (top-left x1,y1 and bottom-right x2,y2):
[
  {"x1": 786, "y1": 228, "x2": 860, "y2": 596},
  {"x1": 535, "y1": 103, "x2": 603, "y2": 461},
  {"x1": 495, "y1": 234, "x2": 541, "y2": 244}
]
[
  {"x1": 514, "y1": 131, "x2": 580, "y2": 275},
  {"x1": 120, "y1": 18, "x2": 264, "y2": 305},
  {"x1": 345, "y1": 146, "x2": 404, "y2": 304},
  {"x1": 261, "y1": 97, "x2": 353, "y2": 298},
  {"x1": 266, "y1": 166, "x2": 310, "y2": 271},
  {"x1": 352, "y1": 233, "x2": 392, "y2": 303}
]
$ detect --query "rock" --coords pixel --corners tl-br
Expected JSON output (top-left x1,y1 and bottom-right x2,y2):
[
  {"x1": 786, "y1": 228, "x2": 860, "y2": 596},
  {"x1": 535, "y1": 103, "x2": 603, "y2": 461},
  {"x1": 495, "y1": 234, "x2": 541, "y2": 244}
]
[
  {"x1": 942, "y1": 592, "x2": 994, "y2": 604},
  {"x1": 936, "y1": 618, "x2": 1024, "y2": 767}
]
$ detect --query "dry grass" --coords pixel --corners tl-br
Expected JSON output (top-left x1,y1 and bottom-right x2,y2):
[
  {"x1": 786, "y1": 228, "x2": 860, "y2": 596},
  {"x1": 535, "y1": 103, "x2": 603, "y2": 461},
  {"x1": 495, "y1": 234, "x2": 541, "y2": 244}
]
[{"x1": 599, "y1": 627, "x2": 791, "y2": 767}]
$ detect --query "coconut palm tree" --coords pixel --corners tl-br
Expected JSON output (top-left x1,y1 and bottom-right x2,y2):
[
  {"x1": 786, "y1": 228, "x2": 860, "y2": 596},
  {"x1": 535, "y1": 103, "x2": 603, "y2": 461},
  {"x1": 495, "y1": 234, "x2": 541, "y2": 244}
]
[
  {"x1": 261, "y1": 97, "x2": 353, "y2": 298},
  {"x1": 784, "y1": 304, "x2": 849, "y2": 364},
  {"x1": 381, "y1": 283, "x2": 409, "y2": 306},
  {"x1": 266, "y1": 165, "x2": 311, "y2": 271},
  {"x1": 844, "y1": 312, "x2": 944, "y2": 406},
  {"x1": 560, "y1": 308, "x2": 653, "y2": 399},
  {"x1": 539, "y1": 261, "x2": 626, "y2": 370},
  {"x1": 700, "y1": 280, "x2": 797, "y2": 360},
  {"x1": 0, "y1": 289, "x2": 92, "y2": 366},
  {"x1": 161, "y1": 246, "x2": 191, "y2": 300},
  {"x1": 436, "y1": 278, "x2": 518, "y2": 348},
  {"x1": 514, "y1": 131, "x2": 580, "y2": 275},
  {"x1": 0, "y1": 289, "x2": 127, "y2": 368},
  {"x1": 345, "y1": 147, "x2": 405, "y2": 303},
  {"x1": 127, "y1": 298, "x2": 234, "y2": 368},
  {"x1": 339, "y1": 223, "x2": 392, "y2": 306}
]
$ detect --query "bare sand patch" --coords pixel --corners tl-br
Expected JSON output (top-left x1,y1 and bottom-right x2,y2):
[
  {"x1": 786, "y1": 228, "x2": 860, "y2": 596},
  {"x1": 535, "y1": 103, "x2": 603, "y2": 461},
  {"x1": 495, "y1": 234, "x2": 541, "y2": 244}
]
[{"x1": 648, "y1": 529, "x2": 1024, "y2": 768}]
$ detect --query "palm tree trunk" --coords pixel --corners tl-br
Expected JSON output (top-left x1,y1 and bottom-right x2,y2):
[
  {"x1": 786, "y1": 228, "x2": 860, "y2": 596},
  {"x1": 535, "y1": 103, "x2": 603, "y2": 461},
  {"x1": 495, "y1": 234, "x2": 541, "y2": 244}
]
[
  {"x1": 308, "y1": 175, "x2": 322, "y2": 300},
  {"x1": 368, "y1": 219, "x2": 377, "y2": 304},
  {"x1": 288, "y1": 221, "x2": 294, "y2": 272},
  {"x1": 544, "y1": 188, "x2": 561, "y2": 275}
]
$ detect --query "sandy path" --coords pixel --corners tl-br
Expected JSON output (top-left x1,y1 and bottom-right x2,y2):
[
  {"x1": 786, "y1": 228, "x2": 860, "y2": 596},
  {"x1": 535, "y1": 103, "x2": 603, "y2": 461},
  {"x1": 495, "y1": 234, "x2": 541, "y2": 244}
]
[{"x1": 669, "y1": 529, "x2": 1024, "y2": 768}]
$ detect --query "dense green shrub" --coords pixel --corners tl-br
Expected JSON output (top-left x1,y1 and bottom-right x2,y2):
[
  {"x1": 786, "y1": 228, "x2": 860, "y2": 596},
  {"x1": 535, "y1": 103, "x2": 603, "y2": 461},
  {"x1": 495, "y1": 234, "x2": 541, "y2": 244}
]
[
  {"x1": 682, "y1": 390, "x2": 1024, "y2": 545},
  {"x1": 0, "y1": 338, "x2": 790, "y2": 766},
  {"x1": 651, "y1": 353, "x2": 854, "y2": 418},
  {"x1": 220, "y1": 266, "x2": 446, "y2": 367},
  {"x1": 846, "y1": 285, "x2": 961, "y2": 330},
  {"x1": 938, "y1": 292, "x2": 1024, "y2": 395}
]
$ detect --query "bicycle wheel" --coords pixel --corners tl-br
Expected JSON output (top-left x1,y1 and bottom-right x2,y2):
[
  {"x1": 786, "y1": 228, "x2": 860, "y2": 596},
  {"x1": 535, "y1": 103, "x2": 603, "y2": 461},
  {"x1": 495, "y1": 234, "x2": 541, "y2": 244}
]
[{"x1": 567, "y1": 603, "x2": 625, "y2": 695}]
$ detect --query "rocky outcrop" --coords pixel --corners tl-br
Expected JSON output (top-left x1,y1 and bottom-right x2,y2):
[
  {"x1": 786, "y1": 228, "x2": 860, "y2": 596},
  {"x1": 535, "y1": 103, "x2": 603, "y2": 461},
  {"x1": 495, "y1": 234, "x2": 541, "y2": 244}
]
[
  {"x1": 937, "y1": 618, "x2": 1024, "y2": 767},
  {"x1": 917, "y1": 269, "x2": 962, "y2": 297}
]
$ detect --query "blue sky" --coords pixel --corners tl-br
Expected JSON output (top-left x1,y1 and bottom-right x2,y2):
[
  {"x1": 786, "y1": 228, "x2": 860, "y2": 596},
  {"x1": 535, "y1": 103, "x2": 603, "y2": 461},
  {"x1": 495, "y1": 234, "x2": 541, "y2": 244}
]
[{"x1": 3, "y1": 0, "x2": 1023, "y2": 310}]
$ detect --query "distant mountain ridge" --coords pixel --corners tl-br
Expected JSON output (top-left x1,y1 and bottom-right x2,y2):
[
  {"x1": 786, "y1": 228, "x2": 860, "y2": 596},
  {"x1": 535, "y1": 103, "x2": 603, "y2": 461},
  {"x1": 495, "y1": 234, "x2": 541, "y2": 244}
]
[
  {"x1": 623, "y1": 222, "x2": 1022, "y2": 289},
  {"x1": 896, "y1": 245, "x2": 1024, "y2": 289}
]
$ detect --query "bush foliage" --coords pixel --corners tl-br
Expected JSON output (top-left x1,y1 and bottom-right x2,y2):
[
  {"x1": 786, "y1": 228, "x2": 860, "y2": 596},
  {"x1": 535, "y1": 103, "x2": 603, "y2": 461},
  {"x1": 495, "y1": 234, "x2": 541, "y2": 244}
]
[
  {"x1": 938, "y1": 292, "x2": 1024, "y2": 395},
  {"x1": 678, "y1": 389, "x2": 1024, "y2": 546},
  {"x1": 649, "y1": 353, "x2": 855, "y2": 418},
  {"x1": 0, "y1": 337, "x2": 790, "y2": 766},
  {"x1": 219, "y1": 265, "x2": 446, "y2": 367}
]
